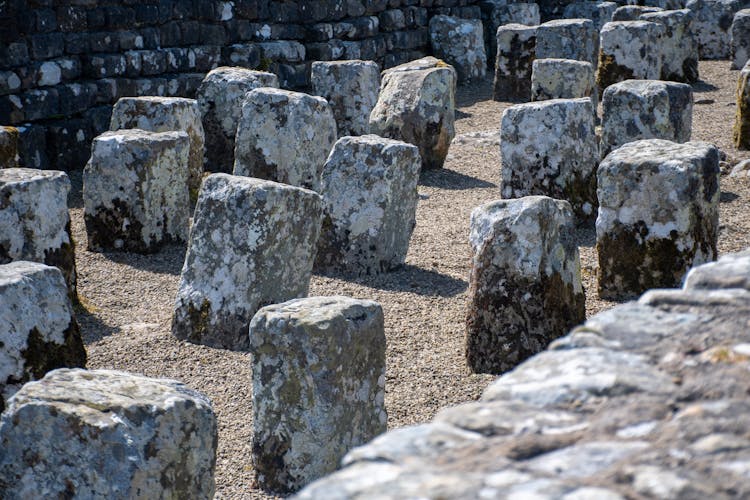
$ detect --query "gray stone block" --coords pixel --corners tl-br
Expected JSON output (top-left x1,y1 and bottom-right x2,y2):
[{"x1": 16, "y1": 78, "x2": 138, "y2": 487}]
[
  {"x1": 597, "y1": 21, "x2": 665, "y2": 90},
  {"x1": 429, "y1": 15, "x2": 487, "y2": 82},
  {"x1": 536, "y1": 19, "x2": 599, "y2": 67},
  {"x1": 493, "y1": 23, "x2": 537, "y2": 101},
  {"x1": 640, "y1": 9, "x2": 699, "y2": 83}
]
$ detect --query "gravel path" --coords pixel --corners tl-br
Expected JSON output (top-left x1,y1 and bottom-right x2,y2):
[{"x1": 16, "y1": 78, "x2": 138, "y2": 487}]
[{"x1": 67, "y1": 60, "x2": 749, "y2": 498}]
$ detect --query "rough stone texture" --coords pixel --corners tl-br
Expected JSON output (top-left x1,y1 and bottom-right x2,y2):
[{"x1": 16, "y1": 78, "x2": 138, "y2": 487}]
[
  {"x1": 0, "y1": 168, "x2": 77, "y2": 299},
  {"x1": 484, "y1": 3, "x2": 541, "y2": 69},
  {"x1": 686, "y1": 0, "x2": 742, "y2": 59},
  {"x1": 563, "y1": 1, "x2": 618, "y2": 30},
  {"x1": 601, "y1": 79, "x2": 693, "y2": 157},
  {"x1": 369, "y1": 59, "x2": 456, "y2": 170},
  {"x1": 500, "y1": 98, "x2": 599, "y2": 221},
  {"x1": 315, "y1": 135, "x2": 420, "y2": 277},
  {"x1": 732, "y1": 10, "x2": 750, "y2": 70},
  {"x1": 531, "y1": 58, "x2": 597, "y2": 111},
  {"x1": 83, "y1": 129, "x2": 190, "y2": 253},
  {"x1": 311, "y1": 60, "x2": 380, "y2": 137},
  {"x1": 640, "y1": 9, "x2": 699, "y2": 83},
  {"x1": 596, "y1": 21, "x2": 665, "y2": 91},
  {"x1": 195, "y1": 67, "x2": 280, "y2": 174},
  {"x1": 612, "y1": 5, "x2": 663, "y2": 21},
  {"x1": 493, "y1": 24, "x2": 537, "y2": 101},
  {"x1": 536, "y1": 19, "x2": 599, "y2": 67},
  {"x1": 734, "y1": 61, "x2": 750, "y2": 149},
  {"x1": 172, "y1": 174, "x2": 322, "y2": 351},
  {"x1": 429, "y1": 15, "x2": 487, "y2": 82},
  {"x1": 0, "y1": 127, "x2": 19, "y2": 169},
  {"x1": 233, "y1": 88, "x2": 336, "y2": 192},
  {"x1": 0, "y1": 368, "x2": 216, "y2": 499},
  {"x1": 295, "y1": 250, "x2": 750, "y2": 500},
  {"x1": 466, "y1": 196, "x2": 585, "y2": 374},
  {"x1": 685, "y1": 249, "x2": 750, "y2": 290},
  {"x1": 596, "y1": 139, "x2": 719, "y2": 299},
  {"x1": 109, "y1": 96, "x2": 205, "y2": 195},
  {"x1": 0, "y1": 262, "x2": 85, "y2": 413},
  {"x1": 249, "y1": 296, "x2": 387, "y2": 493}
]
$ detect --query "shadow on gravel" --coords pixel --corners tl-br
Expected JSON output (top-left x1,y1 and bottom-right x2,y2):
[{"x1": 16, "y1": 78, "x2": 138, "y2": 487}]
[
  {"x1": 101, "y1": 243, "x2": 187, "y2": 275},
  {"x1": 420, "y1": 168, "x2": 496, "y2": 190},
  {"x1": 721, "y1": 191, "x2": 740, "y2": 203},
  {"x1": 75, "y1": 305, "x2": 120, "y2": 343},
  {"x1": 692, "y1": 81, "x2": 719, "y2": 93},
  {"x1": 324, "y1": 264, "x2": 468, "y2": 297},
  {"x1": 575, "y1": 224, "x2": 597, "y2": 248}
]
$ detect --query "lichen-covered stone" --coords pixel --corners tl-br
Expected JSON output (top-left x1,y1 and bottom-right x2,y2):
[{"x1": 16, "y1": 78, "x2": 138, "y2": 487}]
[
  {"x1": 596, "y1": 139, "x2": 719, "y2": 299},
  {"x1": 531, "y1": 58, "x2": 597, "y2": 111},
  {"x1": 563, "y1": 1, "x2": 618, "y2": 30},
  {"x1": 311, "y1": 60, "x2": 380, "y2": 137},
  {"x1": 612, "y1": 5, "x2": 663, "y2": 21},
  {"x1": 493, "y1": 23, "x2": 537, "y2": 101},
  {"x1": 466, "y1": 196, "x2": 585, "y2": 374},
  {"x1": 536, "y1": 19, "x2": 599, "y2": 67},
  {"x1": 734, "y1": 62, "x2": 750, "y2": 149},
  {"x1": 83, "y1": 129, "x2": 190, "y2": 253},
  {"x1": 369, "y1": 59, "x2": 456, "y2": 170},
  {"x1": 640, "y1": 9, "x2": 699, "y2": 83},
  {"x1": 315, "y1": 135, "x2": 420, "y2": 277},
  {"x1": 500, "y1": 98, "x2": 599, "y2": 221},
  {"x1": 249, "y1": 296, "x2": 387, "y2": 493},
  {"x1": 0, "y1": 168, "x2": 77, "y2": 299},
  {"x1": 196, "y1": 66, "x2": 279, "y2": 173},
  {"x1": 233, "y1": 88, "x2": 336, "y2": 192},
  {"x1": 0, "y1": 262, "x2": 85, "y2": 413},
  {"x1": 684, "y1": 249, "x2": 750, "y2": 291},
  {"x1": 601, "y1": 79, "x2": 693, "y2": 157},
  {"x1": 732, "y1": 10, "x2": 750, "y2": 70},
  {"x1": 0, "y1": 126, "x2": 19, "y2": 169},
  {"x1": 597, "y1": 21, "x2": 665, "y2": 91},
  {"x1": 686, "y1": 0, "x2": 742, "y2": 59},
  {"x1": 172, "y1": 174, "x2": 322, "y2": 351},
  {"x1": 429, "y1": 15, "x2": 487, "y2": 82},
  {"x1": 485, "y1": 3, "x2": 540, "y2": 68},
  {"x1": 109, "y1": 96, "x2": 205, "y2": 195},
  {"x1": 0, "y1": 368, "x2": 217, "y2": 499}
]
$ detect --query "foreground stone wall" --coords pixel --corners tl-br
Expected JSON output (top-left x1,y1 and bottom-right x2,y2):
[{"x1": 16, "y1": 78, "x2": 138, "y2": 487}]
[{"x1": 0, "y1": 0, "x2": 482, "y2": 172}]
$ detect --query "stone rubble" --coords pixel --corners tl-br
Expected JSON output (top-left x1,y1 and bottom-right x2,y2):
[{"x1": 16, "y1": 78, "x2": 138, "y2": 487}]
[
  {"x1": 640, "y1": 9, "x2": 699, "y2": 83},
  {"x1": 597, "y1": 21, "x2": 665, "y2": 90},
  {"x1": 493, "y1": 23, "x2": 538, "y2": 101},
  {"x1": 429, "y1": 15, "x2": 487, "y2": 82}
]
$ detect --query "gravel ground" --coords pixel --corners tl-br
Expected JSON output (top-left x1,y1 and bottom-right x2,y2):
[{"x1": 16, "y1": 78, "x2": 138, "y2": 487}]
[{"x1": 67, "y1": 60, "x2": 749, "y2": 499}]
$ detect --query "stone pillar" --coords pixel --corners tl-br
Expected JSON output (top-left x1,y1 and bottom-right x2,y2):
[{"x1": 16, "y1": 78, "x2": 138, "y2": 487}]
[
  {"x1": 597, "y1": 21, "x2": 665, "y2": 91},
  {"x1": 310, "y1": 60, "x2": 380, "y2": 137},
  {"x1": 640, "y1": 9, "x2": 699, "y2": 83},
  {"x1": 500, "y1": 98, "x2": 599, "y2": 221},
  {"x1": 466, "y1": 196, "x2": 585, "y2": 374},
  {"x1": 0, "y1": 126, "x2": 18, "y2": 169},
  {"x1": 612, "y1": 5, "x2": 663, "y2": 21},
  {"x1": 536, "y1": 19, "x2": 599, "y2": 67},
  {"x1": 0, "y1": 168, "x2": 77, "y2": 299},
  {"x1": 429, "y1": 15, "x2": 487, "y2": 82},
  {"x1": 172, "y1": 174, "x2": 322, "y2": 351},
  {"x1": 249, "y1": 296, "x2": 387, "y2": 493},
  {"x1": 83, "y1": 129, "x2": 190, "y2": 253},
  {"x1": 732, "y1": 9, "x2": 750, "y2": 70},
  {"x1": 686, "y1": 0, "x2": 742, "y2": 59},
  {"x1": 195, "y1": 67, "x2": 279, "y2": 174},
  {"x1": 233, "y1": 88, "x2": 337, "y2": 192},
  {"x1": 734, "y1": 61, "x2": 750, "y2": 150},
  {"x1": 0, "y1": 369, "x2": 217, "y2": 498},
  {"x1": 315, "y1": 135, "x2": 421, "y2": 277},
  {"x1": 531, "y1": 58, "x2": 597, "y2": 112},
  {"x1": 597, "y1": 139, "x2": 719, "y2": 300},
  {"x1": 563, "y1": 1, "x2": 618, "y2": 30},
  {"x1": 493, "y1": 23, "x2": 537, "y2": 101},
  {"x1": 484, "y1": 3, "x2": 540, "y2": 68}
]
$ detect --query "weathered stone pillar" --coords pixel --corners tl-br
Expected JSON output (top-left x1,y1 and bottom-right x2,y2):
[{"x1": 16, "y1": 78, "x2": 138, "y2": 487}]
[
  {"x1": 484, "y1": 3, "x2": 540, "y2": 67},
  {"x1": 734, "y1": 61, "x2": 750, "y2": 149},
  {"x1": 612, "y1": 5, "x2": 663, "y2": 21},
  {"x1": 493, "y1": 23, "x2": 537, "y2": 101},
  {"x1": 531, "y1": 58, "x2": 597, "y2": 111},
  {"x1": 597, "y1": 21, "x2": 665, "y2": 91},
  {"x1": 640, "y1": 9, "x2": 699, "y2": 83},
  {"x1": 0, "y1": 126, "x2": 18, "y2": 169},
  {"x1": 429, "y1": 15, "x2": 487, "y2": 82},
  {"x1": 563, "y1": 1, "x2": 618, "y2": 30},
  {"x1": 686, "y1": 0, "x2": 742, "y2": 59},
  {"x1": 732, "y1": 9, "x2": 750, "y2": 70},
  {"x1": 536, "y1": 19, "x2": 599, "y2": 67}
]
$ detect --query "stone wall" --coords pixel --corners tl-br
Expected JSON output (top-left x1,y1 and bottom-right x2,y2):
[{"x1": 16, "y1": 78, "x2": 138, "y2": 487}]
[{"x1": 0, "y1": 0, "x2": 482, "y2": 172}]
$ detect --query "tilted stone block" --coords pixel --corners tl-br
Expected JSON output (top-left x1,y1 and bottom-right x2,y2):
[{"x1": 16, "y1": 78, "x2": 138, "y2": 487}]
[
  {"x1": 315, "y1": 135, "x2": 421, "y2": 277},
  {"x1": 311, "y1": 60, "x2": 380, "y2": 137},
  {"x1": 196, "y1": 66, "x2": 279, "y2": 174},
  {"x1": 597, "y1": 21, "x2": 665, "y2": 90},
  {"x1": 536, "y1": 19, "x2": 599, "y2": 67},
  {"x1": 597, "y1": 139, "x2": 719, "y2": 299},
  {"x1": 500, "y1": 98, "x2": 599, "y2": 221},
  {"x1": 686, "y1": 0, "x2": 742, "y2": 59},
  {"x1": 466, "y1": 196, "x2": 585, "y2": 374},
  {"x1": 0, "y1": 369, "x2": 217, "y2": 498},
  {"x1": 734, "y1": 61, "x2": 750, "y2": 149},
  {"x1": 493, "y1": 23, "x2": 537, "y2": 101},
  {"x1": 172, "y1": 174, "x2": 322, "y2": 351},
  {"x1": 249, "y1": 296, "x2": 387, "y2": 493},
  {"x1": 563, "y1": 1, "x2": 618, "y2": 30},
  {"x1": 601, "y1": 79, "x2": 692, "y2": 157},
  {"x1": 109, "y1": 96, "x2": 205, "y2": 195},
  {"x1": 485, "y1": 3, "x2": 540, "y2": 67},
  {"x1": 429, "y1": 15, "x2": 487, "y2": 82},
  {"x1": 83, "y1": 129, "x2": 190, "y2": 253},
  {"x1": 612, "y1": 5, "x2": 663, "y2": 21},
  {"x1": 233, "y1": 88, "x2": 337, "y2": 192},
  {"x1": 640, "y1": 9, "x2": 699, "y2": 83},
  {"x1": 684, "y1": 249, "x2": 750, "y2": 291},
  {"x1": 531, "y1": 58, "x2": 597, "y2": 111},
  {"x1": 732, "y1": 10, "x2": 750, "y2": 70},
  {"x1": 370, "y1": 59, "x2": 456, "y2": 170},
  {"x1": 0, "y1": 262, "x2": 85, "y2": 413},
  {"x1": 0, "y1": 168, "x2": 77, "y2": 299},
  {"x1": 0, "y1": 126, "x2": 18, "y2": 169}
]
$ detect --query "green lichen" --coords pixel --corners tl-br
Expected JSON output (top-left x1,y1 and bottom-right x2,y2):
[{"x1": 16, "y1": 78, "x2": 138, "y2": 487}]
[{"x1": 185, "y1": 300, "x2": 212, "y2": 345}]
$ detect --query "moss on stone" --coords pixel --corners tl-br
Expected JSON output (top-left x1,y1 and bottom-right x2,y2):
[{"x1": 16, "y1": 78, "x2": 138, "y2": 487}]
[
  {"x1": 734, "y1": 72, "x2": 750, "y2": 150},
  {"x1": 185, "y1": 300, "x2": 212, "y2": 345},
  {"x1": 21, "y1": 323, "x2": 87, "y2": 381},
  {"x1": 596, "y1": 52, "x2": 635, "y2": 92}
]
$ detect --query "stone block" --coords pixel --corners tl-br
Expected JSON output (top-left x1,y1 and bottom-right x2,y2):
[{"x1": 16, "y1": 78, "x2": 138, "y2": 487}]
[
  {"x1": 249, "y1": 296, "x2": 387, "y2": 493},
  {"x1": 0, "y1": 262, "x2": 85, "y2": 413},
  {"x1": 369, "y1": 58, "x2": 456, "y2": 169},
  {"x1": 612, "y1": 5, "x2": 663, "y2": 21},
  {"x1": 493, "y1": 23, "x2": 537, "y2": 101},
  {"x1": 601, "y1": 79, "x2": 693, "y2": 157},
  {"x1": 531, "y1": 58, "x2": 597, "y2": 111},
  {"x1": 0, "y1": 369, "x2": 216, "y2": 498},
  {"x1": 110, "y1": 96, "x2": 205, "y2": 195},
  {"x1": 686, "y1": 0, "x2": 741, "y2": 59},
  {"x1": 315, "y1": 135, "x2": 421, "y2": 277},
  {"x1": 428, "y1": 15, "x2": 487, "y2": 82},
  {"x1": 485, "y1": 3, "x2": 540, "y2": 69},
  {"x1": 734, "y1": 61, "x2": 750, "y2": 149},
  {"x1": 732, "y1": 9, "x2": 750, "y2": 70},
  {"x1": 563, "y1": 1, "x2": 618, "y2": 30},
  {"x1": 83, "y1": 129, "x2": 190, "y2": 253},
  {"x1": 0, "y1": 126, "x2": 18, "y2": 168},
  {"x1": 597, "y1": 21, "x2": 665, "y2": 90},
  {"x1": 311, "y1": 60, "x2": 381, "y2": 137},
  {"x1": 640, "y1": 9, "x2": 699, "y2": 83},
  {"x1": 500, "y1": 98, "x2": 599, "y2": 221},
  {"x1": 596, "y1": 139, "x2": 719, "y2": 299},
  {"x1": 536, "y1": 19, "x2": 599, "y2": 67},
  {"x1": 196, "y1": 66, "x2": 279, "y2": 174},
  {"x1": 233, "y1": 88, "x2": 337, "y2": 192},
  {"x1": 172, "y1": 174, "x2": 322, "y2": 351},
  {"x1": 466, "y1": 196, "x2": 585, "y2": 374},
  {"x1": 0, "y1": 168, "x2": 77, "y2": 299}
]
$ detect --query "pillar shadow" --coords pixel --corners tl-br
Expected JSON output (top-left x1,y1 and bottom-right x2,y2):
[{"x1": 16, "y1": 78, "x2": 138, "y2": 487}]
[
  {"x1": 419, "y1": 167, "x2": 496, "y2": 190},
  {"x1": 318, "y1": 264, "x2": 468, "y2": 298},
  {"x1": 99, "y1": 242, "x2": 187, "y2": 276}
]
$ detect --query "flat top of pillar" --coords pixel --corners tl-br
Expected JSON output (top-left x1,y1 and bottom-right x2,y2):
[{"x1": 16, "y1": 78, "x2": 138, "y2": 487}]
[
  {"x1": 244, "y1": 86, "x2": 327, "y2": 104},
  {"x1": 114, "y1": 96, "x2": 197, "y2": 107},
  {"x1": 251, "y1": 296, "x2": 382, "y2": 329},
  {"x1": 383, "y1": 56, "x2": 454, "y2": 75},
  {"x1": 311, "y1": 59, "x2": 379, "y2": 69},
  {"x1": 602, "y1": 20, "x2": 662, "y2": 30},
  {"x1": 334, "y1": 134, "x2": 419, "y2": 151},
  {"x1": 539, "y1": 18, "x2": 595, "y2": 28},
  {"x1": 0, "y1": 167, "x2": 68, "y2": 186},
  {"x1": 203, "y1": 66, "x2": 278, "y2": 83},
  {"x1": 604, "y1": 79, "x2": 692, "y2": 93},
  {"x1": 533, "y1": 58, "x2": 594, "y2": 69},
  {"x1": 602, "y1": 139, "x2": 719, "y2": 166},
  {"x1": 640, "y1": 8, "x2": 692, "y2": 19},
  {"x1": 201, "y1": 173, "x2": 321, "y2": 198},
  {"x1": 497, "y1": 23, "x2": 538, "y2": 32},
  {"x1": 505, "y1": 96, "x2": 594, "y2": 113},
  {"x1": 0, "y1": 260, "x2": 56, "y2": 285},
  {"x1": 95, "y1": 128, "x2": 189, "y2": 144}
]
